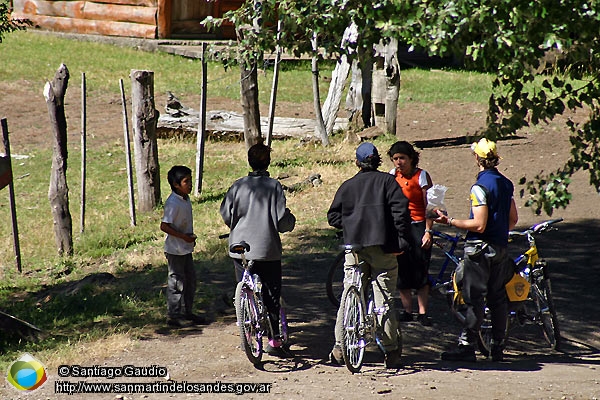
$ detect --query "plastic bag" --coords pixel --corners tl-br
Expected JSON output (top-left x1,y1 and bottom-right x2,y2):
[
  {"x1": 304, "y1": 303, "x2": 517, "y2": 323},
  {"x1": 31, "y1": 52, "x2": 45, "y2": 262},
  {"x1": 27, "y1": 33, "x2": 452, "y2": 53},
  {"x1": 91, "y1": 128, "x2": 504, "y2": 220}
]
[{"x1": 426, "y1": 184, "x2": 448, "y2": 219}]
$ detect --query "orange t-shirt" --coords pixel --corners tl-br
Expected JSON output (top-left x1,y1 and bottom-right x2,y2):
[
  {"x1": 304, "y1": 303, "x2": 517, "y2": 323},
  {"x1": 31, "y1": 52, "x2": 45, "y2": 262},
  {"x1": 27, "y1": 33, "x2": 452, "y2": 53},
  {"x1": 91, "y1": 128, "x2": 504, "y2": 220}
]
[{"x1": 390, "y1": 168, "x2": 429, "y2": 222}]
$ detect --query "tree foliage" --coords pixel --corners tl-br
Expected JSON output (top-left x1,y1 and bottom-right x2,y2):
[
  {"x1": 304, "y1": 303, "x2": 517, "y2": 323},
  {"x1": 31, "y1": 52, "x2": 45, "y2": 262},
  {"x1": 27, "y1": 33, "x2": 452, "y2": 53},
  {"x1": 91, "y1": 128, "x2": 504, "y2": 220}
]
[
  {"x1": 0, "y1": 0, "x2": 30, "y2": 43},
  {"x1": 381, "y1": 0, "x2": 600, "y2": 215},
  {"x1": 206, "y1": 0, "x2": 600, "y2": 215}
]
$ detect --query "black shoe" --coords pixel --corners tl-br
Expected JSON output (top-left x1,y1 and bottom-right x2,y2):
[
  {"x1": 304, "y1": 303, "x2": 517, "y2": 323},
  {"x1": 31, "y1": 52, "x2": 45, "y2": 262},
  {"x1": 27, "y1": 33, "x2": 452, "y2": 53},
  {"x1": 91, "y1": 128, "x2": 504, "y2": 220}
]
[
  {"x1": 185, "y1": 313, "x2": 207, "y2": 325},
  {"x1": 167, "y1": 318, "x2": 191, "y2": 328},
  {"x1": 441, "y1": 345, "x2": 476, "y2": 362},
  {"x1": 266, "y1": 344, "x2": 294, "y2": 358},
  {"x1": 398, "y1": 311, "x2": 413, "y2": 322},
  {"x1": 384, "y1": 349, "x2": 402, "y2": 369},
  {"x1": 491, "y1": 345, "x2": 504, "y2": 362},
  {"x1": 417, "y1": 313, "x2": 432, "y2": 326},
  {"x1": 329, "y1": 345, "x2": 343, "y2": 365}
]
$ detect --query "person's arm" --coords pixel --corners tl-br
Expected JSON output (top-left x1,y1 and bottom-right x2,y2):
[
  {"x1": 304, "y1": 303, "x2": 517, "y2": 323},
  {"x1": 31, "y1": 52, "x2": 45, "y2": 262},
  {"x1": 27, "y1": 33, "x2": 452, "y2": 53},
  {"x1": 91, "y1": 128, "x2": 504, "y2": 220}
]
[
  {"x1": 276, "y1": 183, "x2": 296, "y2": 233},
  {"x1": 388, "y1": 180, "x2": 411, "y2": 252},
  {"x1": 327, "y1": 186, "x2": 344, "y2": 230},
  {"x1": 219, "y1": 188, "x2": 233, "y2": 228},
  {"x1": 421, "y1": 171, "x2": 434, "y2": 248},
  {"x1": 160, "y1": 221, "x2": 196, "y2": 243},
  {"x1": 435, "y1": 205, "x2": 488, "y2": 233},
  {"x1": 508, "y1": 197, "x2": 518, "y2": 230}
]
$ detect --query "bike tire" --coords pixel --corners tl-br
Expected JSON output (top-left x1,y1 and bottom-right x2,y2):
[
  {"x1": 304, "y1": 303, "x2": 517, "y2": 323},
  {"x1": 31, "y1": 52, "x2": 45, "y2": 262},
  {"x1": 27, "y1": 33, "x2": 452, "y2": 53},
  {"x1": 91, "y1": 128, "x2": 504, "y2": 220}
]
[
  {"x1": 477, "y1": 312, "x2": 493, "y2": 357},
  {"x1": 531, "y1": 276, "x2": 561, "y2": 350},
  {"x1": 279, "y1": 297, "x2": 289, "y2": 344},
  {"x1": 395, "y1": 326, "x2": 403, "y2": 358},
  {"x1": 326, "y1": 251, "x2": 345, "y2": 308},
  {"x1": 235, "y1": 281, "x2": 263, "y2": 365},
  {"x1": 340, "y1": 285, "x2": 365, "y2": 373}
]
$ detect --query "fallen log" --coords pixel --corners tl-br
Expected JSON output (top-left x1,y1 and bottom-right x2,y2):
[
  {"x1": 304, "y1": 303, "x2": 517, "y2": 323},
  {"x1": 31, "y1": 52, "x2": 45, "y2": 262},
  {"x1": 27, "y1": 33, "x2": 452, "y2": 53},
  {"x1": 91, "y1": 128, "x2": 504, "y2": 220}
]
[{"x1": 157, "y1": 110, "x2": 349, "y2": 141}]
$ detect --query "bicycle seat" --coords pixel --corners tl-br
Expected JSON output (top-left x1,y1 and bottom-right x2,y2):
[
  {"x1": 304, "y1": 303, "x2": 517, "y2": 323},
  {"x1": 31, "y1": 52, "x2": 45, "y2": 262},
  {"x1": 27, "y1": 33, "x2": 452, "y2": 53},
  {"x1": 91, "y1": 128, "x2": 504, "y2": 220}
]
[
  {"x1": 340, "y1": 244, "x2": 363, "y2": 252},
  {"x1": 230, "y1": 241, "x2": 250, "y2": 254}
]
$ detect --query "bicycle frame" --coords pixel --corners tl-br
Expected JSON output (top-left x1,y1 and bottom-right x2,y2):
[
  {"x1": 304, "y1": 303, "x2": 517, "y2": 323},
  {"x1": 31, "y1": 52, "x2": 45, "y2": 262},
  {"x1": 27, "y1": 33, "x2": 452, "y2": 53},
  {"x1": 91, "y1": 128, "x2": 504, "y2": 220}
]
[
  {"x1": 430, "y1": 230, "x2": 462, "y2": 289},
  {"x1": 326, "y1": 229, "x2": 463, "y2": 308},
  {"x1": 475, "y1": 218, "x2": 564, "y2": 355},
  {"x1": 339, "y1": 245, "x2": 401, "y2": 372},
  {"x1": 343, "y1": 250, "x2": 388, "y2": 353},
  {"x1": 225, "y1": 238, "x2": 289, "y2": 364}
]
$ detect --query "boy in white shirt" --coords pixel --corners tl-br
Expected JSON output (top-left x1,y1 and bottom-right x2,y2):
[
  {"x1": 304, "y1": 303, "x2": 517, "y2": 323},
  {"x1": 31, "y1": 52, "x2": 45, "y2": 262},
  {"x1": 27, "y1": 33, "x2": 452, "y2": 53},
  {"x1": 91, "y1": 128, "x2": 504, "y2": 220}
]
[{"x1": 160, "y1": 165, "x2": 204, "y2": 327}]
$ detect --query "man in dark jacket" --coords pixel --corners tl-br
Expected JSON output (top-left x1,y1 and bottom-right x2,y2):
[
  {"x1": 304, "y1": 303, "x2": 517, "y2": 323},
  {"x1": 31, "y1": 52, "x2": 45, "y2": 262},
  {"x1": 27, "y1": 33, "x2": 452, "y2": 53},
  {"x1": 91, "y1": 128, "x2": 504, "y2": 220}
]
[{"x1": 327, "y1": 142, "x2": 411, "y2": 369}]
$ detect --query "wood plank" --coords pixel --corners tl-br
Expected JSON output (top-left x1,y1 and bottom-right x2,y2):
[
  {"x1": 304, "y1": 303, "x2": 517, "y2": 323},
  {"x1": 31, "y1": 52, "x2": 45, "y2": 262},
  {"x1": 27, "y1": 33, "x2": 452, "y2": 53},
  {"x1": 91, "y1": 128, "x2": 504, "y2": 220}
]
[
  {"x1": 170, "y1": 20, "x2": 213, "y2": 35},
  {"x1": 171, "y1": 0, "x2": 212, "y2": 21},
  {"x1": 84, "y1": 0, "x2": 156, "y2": 7},
  {"x1": 156, "y1": 0, "x2": 170, "y2": 38},
  {"x1": 16, "y1": 1, "x2": 156, "y2": 25},
  {"x1": 13, "y1": 13, "x2": 157, "y2": 38},
  {"x1": 14, "y1": 0, "x2": 157, "y2": 8},
  {"x1": 84, "y1": 2, "x2": 156, "y2": 24}
]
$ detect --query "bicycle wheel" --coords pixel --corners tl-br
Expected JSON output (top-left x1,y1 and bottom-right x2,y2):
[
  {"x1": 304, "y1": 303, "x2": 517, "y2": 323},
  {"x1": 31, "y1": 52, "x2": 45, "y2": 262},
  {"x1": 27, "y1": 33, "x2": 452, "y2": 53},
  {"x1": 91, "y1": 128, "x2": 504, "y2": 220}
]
[
  {"x1": 395, "y1": 326, "x2": 403, "y2": 357},
  {"x1": 531, "y1": 275, "x2": 561, "y2": 350},
  {"x1": 235, "y1": 281, "x2": 263, "y2": 364},
  {"x1": 477, "y1": 306, "x2": 511, "y2": 357},
  {"x1": 477, "y1": 310, "x2": 493, "y2": 357},
  {"x1": 340, "y1": 285, "x2": 365, "y2": 373},
  {"x1": 326, "y1": 251, "x2": 345, "y2": 307},
  {"x1": 279, "y1": 297, "x2": 289, "y2": 344}
]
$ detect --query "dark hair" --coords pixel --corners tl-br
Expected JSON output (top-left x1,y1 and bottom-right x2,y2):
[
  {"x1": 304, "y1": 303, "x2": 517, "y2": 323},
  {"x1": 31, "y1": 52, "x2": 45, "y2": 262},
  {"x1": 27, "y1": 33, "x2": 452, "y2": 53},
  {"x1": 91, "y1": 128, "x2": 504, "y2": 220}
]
[
  {"x1": 387, "y1": 141, "x2": 419, "y2": 167},
  {"x1": 248, "y1": 143, "x2": 271, "y2": 171},
  {"x1": 477, "y1": 156, "x2": 500, "y2": 169},
  {"x1": 167, "y1": 165, "x2": 192, "y2": 191},
  {"x1": 356, "y1": 153, "x2": 382, "y2": 171}
]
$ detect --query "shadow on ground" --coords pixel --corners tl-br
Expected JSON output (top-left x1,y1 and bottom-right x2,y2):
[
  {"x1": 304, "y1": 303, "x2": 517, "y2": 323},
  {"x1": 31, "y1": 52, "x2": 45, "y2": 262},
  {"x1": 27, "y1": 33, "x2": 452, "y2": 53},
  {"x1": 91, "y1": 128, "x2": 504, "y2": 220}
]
[{"x1": 2, "y1": 219, "x2": 598, "y2": 373}]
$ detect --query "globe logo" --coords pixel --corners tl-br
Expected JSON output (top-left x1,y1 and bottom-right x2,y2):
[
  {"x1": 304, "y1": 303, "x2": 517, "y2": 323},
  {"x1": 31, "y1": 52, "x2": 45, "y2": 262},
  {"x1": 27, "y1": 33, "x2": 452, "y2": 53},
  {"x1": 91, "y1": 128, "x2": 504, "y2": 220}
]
[{"x1": 6, "y1": 353, "x2": 48, "y2": 392}]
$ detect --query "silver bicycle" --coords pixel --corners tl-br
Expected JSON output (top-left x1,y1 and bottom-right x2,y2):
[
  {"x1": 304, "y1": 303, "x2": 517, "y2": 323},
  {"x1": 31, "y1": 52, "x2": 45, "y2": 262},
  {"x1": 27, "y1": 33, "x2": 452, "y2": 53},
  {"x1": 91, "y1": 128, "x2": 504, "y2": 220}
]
[{"x1": 339, "y1": 244, "x2": 403, "y2": 373}]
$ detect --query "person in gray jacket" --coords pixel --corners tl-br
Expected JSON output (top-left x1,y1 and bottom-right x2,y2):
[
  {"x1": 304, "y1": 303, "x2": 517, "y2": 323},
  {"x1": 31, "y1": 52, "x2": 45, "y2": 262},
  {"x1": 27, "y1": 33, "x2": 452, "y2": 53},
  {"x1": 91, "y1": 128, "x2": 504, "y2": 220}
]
[
  {"x1": 327, "y1": 142, "x2": 411, "y2": 369},
  {"x1": 220, "y1": 143, "x2": 295, "y2": 357}
]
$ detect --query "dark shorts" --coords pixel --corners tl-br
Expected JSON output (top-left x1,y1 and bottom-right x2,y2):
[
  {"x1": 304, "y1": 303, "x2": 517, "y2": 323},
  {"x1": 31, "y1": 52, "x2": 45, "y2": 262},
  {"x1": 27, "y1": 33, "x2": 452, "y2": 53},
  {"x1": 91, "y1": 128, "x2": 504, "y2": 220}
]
[{"x1": 397, "y1": 221, "x2": 432, "y2": 290}]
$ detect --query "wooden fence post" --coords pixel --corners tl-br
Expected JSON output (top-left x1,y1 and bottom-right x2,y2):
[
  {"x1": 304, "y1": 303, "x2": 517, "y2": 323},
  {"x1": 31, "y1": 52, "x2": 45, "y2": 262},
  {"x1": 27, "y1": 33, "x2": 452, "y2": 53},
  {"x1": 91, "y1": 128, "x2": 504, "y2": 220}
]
[
  {"x1": 265, "y1": 19, "x2": 282, "y2": 147},
  {"x1": 311, "y1": 32, "x2": 329, "y2": 146},
  {"x1": 130, "y1": 69, "x2": 161, "y2": 212},
  {"x1": 194, "y1": 42, "x2": 208, "y2": 197},
  {"x1": 372, "y1": 39, "x2": 400, "y2": 135},
  {"x1": 80, "y1": 72, "x2": 87, "y2": 233},
  {"x1": 120, "y1": 78, "x2": 136, "y2": 226},
  {"x1": 1, "y1": 118, "x2": 22, "y2": 272},
  {"x1": 43, "y1": 63, "x2": 73, "y2": 256}
]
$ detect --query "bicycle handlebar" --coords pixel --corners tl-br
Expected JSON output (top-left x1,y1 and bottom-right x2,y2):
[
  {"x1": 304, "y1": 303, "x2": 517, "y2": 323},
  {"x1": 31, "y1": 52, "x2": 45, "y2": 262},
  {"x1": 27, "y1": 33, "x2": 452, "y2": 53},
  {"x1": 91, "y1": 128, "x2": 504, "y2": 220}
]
[{"x1": 509, "y1": 218, "x2": 563, "y2": 237}]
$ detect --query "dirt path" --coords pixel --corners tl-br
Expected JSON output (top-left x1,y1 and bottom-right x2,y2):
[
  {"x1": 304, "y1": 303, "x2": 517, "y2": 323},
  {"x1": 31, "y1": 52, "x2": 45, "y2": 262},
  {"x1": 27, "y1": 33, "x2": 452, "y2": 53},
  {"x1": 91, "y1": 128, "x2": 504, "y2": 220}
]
[{"x1": 21, "y1": 222, "x2": 600, "y2": 400}]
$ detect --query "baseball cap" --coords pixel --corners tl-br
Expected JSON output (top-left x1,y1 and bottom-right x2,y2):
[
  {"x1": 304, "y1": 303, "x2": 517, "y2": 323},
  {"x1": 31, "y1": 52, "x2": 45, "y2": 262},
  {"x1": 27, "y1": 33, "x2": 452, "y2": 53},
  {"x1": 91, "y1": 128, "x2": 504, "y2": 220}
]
[
  {"x1": 471, "y1": 138, "x2": 498, "y2": 159},
  {"x1": 356, "y1": 142, "x2": 378, "y2": 162}
]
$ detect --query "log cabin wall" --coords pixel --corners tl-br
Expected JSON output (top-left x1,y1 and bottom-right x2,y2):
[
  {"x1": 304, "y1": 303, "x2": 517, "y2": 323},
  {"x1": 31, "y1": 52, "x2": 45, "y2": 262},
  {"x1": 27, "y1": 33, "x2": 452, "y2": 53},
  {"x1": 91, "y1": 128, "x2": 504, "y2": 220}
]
[{"x1": 11, "y1": 0, "x2": 242, "y2": 39}]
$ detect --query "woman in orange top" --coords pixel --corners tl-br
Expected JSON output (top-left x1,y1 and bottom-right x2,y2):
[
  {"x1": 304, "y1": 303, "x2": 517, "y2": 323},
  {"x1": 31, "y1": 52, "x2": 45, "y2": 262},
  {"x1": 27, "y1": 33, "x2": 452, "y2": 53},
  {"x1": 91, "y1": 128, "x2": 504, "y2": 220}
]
[{"x1": 387, "y1": 141, "x2": 434, "y2": 326}]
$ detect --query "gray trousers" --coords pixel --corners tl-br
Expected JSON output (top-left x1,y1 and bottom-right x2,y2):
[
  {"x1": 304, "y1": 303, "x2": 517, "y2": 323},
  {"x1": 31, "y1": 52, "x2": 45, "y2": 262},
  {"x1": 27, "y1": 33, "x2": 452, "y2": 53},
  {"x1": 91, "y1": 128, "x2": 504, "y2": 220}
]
[
  {"x1": 165, "y1": 253, "x2": 197, "y2": 318},
  {"x1": 334, "y1": 245, "x2": 399, "y2": 352}
]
